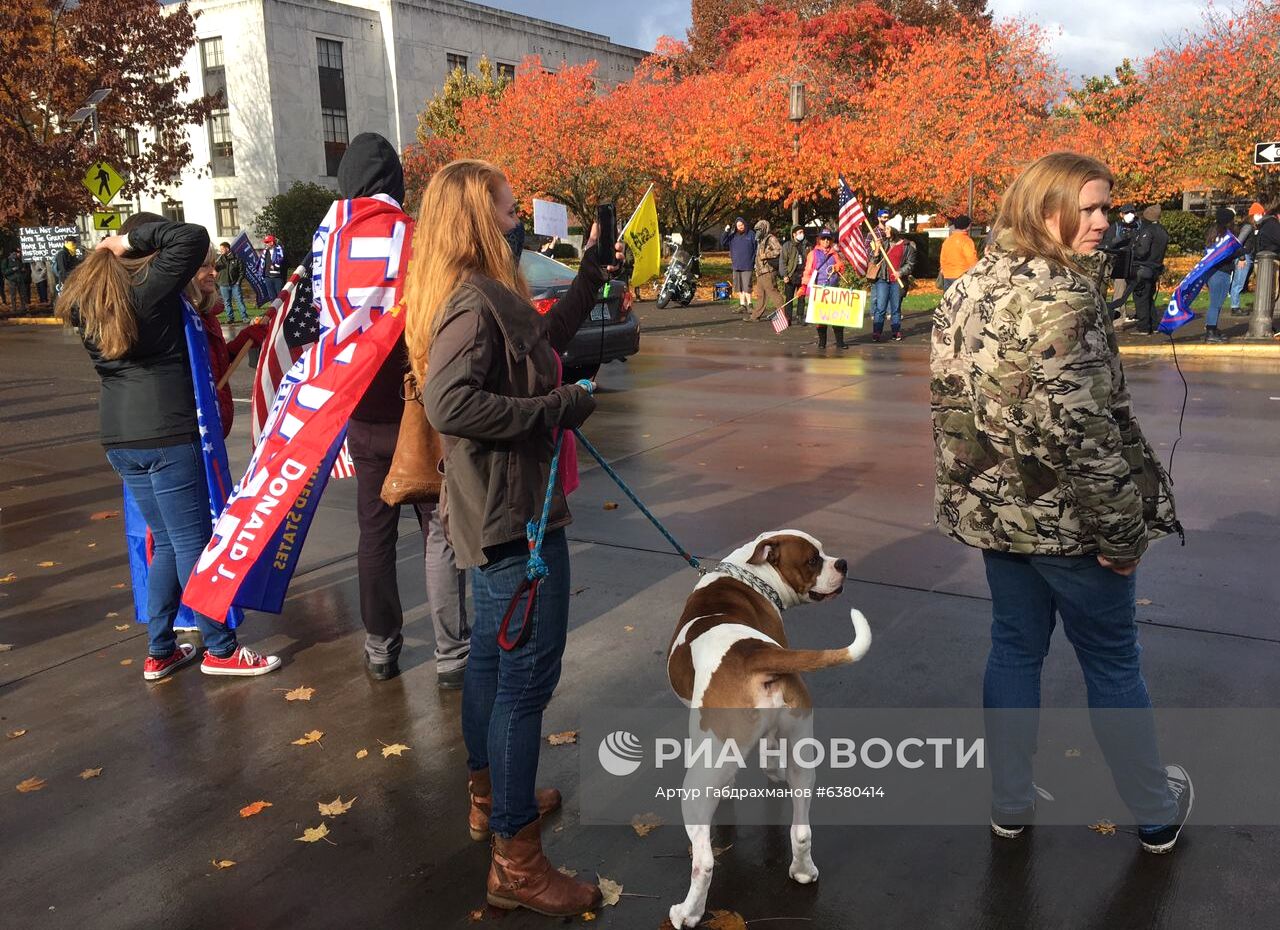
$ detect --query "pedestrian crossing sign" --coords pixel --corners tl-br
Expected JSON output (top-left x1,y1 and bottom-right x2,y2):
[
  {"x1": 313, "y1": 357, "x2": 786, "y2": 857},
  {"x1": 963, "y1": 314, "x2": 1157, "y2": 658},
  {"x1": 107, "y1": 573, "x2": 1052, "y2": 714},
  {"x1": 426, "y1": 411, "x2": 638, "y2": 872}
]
[
  {"x1": 93, "y1": 212, "x2": 121, "y2": 232},
  {"x1": 83, "y1": 161, "x2": 124, "y2": 206}
]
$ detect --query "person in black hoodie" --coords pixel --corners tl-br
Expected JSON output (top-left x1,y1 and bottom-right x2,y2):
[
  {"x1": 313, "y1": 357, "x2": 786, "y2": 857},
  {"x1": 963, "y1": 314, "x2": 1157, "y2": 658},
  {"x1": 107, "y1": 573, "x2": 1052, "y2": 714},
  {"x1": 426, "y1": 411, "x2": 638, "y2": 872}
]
[
  {"x1": 339, "y1": 132, "x2": 470, "y2": 685},
  {"x1": 1129, "y1": 205, "x2": 1169, "y2": 335},
  {"x1": 58, "y1": 221, "x2": 281, "y2": 681}
]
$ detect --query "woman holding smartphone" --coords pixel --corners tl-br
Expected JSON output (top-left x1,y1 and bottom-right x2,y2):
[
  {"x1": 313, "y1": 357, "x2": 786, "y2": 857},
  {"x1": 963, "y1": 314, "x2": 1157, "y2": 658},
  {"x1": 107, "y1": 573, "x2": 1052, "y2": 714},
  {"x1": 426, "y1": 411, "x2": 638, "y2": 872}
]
[{"x1": 407, "y1": 160, "x2": 621, "y2": 917}]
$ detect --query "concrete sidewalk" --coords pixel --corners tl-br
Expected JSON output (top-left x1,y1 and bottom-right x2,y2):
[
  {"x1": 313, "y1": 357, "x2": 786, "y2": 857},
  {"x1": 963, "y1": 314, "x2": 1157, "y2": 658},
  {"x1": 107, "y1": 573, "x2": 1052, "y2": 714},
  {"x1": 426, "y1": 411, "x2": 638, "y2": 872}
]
[{"x1": 2, "y1": 323, "x2": 1278, "y2": 929}]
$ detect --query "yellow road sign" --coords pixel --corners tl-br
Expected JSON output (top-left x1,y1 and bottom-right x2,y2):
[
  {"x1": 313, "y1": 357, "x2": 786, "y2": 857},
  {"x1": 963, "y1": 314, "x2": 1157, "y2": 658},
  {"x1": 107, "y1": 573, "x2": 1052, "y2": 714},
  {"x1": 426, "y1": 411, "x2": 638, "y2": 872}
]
[
  {"x1": 83, "y1": 161, "x2": 124, "y2": 206},
  {"x1": 93, "y1": 212, "x2": 121, "y2": 232}
]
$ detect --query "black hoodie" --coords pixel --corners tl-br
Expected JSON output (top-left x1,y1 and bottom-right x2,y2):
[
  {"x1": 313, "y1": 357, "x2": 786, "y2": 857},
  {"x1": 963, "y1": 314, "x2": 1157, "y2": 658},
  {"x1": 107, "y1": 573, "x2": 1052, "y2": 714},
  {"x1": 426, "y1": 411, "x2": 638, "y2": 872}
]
[{"x1": 340, "y1": 133, "x2": 411, "y2": 424}]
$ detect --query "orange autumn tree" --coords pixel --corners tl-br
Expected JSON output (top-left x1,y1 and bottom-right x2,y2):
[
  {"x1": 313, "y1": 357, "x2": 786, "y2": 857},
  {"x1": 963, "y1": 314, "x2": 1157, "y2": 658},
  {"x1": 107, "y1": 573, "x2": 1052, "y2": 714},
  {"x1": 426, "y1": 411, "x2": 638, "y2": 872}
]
[{"x1": 837, "y1": 18, "x2": 1063, "y2": 217}]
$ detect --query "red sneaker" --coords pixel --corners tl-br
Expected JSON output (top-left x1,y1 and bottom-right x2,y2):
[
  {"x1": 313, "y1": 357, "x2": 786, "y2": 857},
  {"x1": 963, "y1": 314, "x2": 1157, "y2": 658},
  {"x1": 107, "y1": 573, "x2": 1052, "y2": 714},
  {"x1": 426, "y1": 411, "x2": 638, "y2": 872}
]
[
  {"x1": 143, "y1": 643, "x2": 200, "y2": 681},
  {"x1": 201, "y1": 645, "x2": 281, "y2": 677}
]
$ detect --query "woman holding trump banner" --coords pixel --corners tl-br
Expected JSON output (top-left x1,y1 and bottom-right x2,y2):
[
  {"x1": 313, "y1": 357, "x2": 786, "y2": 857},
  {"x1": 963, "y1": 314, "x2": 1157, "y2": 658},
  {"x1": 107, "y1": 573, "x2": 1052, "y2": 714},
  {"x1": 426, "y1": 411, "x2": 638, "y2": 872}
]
[
  {"x1": 58, "y1": 218, "x2": 280, "y2": 681},
  {"x1": 408, "y1": 159, "x2": 622, "y2": 918}
]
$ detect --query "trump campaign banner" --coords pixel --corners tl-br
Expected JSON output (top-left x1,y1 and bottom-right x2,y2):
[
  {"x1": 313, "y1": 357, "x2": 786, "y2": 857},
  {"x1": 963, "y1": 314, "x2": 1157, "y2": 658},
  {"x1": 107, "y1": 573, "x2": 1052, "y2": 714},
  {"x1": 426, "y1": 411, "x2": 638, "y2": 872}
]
[
  {"x1": 1159, "y1": 234, "x2": 1241, "y2": 334},
  {"x1": 230, "y1": 232, "x2": 272, "y2": 305},
  {"x1": 184, "y1": 194, "x2": 413, "y2": 619}
]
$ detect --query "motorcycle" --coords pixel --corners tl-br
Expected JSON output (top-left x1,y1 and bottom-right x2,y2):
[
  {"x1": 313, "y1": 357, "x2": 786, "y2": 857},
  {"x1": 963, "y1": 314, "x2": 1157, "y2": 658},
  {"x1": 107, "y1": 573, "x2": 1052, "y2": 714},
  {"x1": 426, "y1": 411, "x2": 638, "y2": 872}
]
[{"x1": 656, "y1": 238, "x2": 701, "y2": 308}]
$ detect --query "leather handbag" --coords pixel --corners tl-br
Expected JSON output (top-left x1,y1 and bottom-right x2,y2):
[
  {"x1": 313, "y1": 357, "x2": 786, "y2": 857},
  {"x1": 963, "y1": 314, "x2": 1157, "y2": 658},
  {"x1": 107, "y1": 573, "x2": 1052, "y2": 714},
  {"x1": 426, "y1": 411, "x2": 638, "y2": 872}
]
[{"x1": 380, "y1": 373, "x2": 444, "y2": 506}]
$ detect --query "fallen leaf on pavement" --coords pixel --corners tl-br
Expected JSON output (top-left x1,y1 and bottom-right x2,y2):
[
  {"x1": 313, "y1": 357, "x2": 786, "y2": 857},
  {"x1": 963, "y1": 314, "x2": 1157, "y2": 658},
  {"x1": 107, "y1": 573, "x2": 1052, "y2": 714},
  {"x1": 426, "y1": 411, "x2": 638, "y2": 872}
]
[
  {"x1": 1089, "y1": 820, "x2": 1117, "y2": 836},
  {"x1": 292, "y1": 730, "x2": 324, "y2": 747},
  {"x1": 87, "y1": 542, "x2": 97, "y2": 548},
  {"x1": 239, "y1": 800, "x2": 273, "y2": 818},
  {"x1": 79, "y1": 768, "x2": 103, "y2": 780},
  {"x1": 702, "y1": 911, "x2": 748, "y2": 930},
  {"x1": 37, "y1": 561, "x2": 58, "y2": 568},
  {"x1": 380, "y1": 742, "x2": 410, "y2": 758},
  {"x1": 1065, "y1": 749, "x2": 1082, "y2": 758},
  {"x1": 581, "y1": 912, "x2": 597, "y2": 922},
  {"x1": 0, "y1": 643, "x2": 13, "y2": 651},
  {"x1": 355, "y1": 749, "x2": 368, "y2": 759},
  {"x1": 90, "y1": 510, "x2": 121, "y2": 521},
  {"x1": 295, "y1": 823, "x2": 335, "y2": 844},
  {"x1": 623, "y1": 625, "x2": 635, "y2": 633},
  {"x1": 0, "y1": 573, "x2": 17, "y2": 584},
  {"x1": 598, "y1": 877, "x2": 622, "y2": 907},
  {"x1": 547, "y1": 730, "x2": 578, "y2": 746},
  {"x1": 631, "y1": 812, "x2": 663, "y2": 837},
  {"x1": 468, "y1": 909, "x2": 485, "y2": 922},
  {"x1": 106, "y1": 612, "x2": 119, "y2": 618},
  {"x1": 114, "y1": 625, "x2": 130, "y2": 632},
  {"x1": 119, "y1": 659, "x2": 133, "y2": 666},
  {"x1": 211, "y1": 859, "x2": 236, "y2": 870},
  {"x1": 280, "y1": 686, "x2": 315, "y2": 702},
  {"x1": 16, "y1": 777, "x2": 47, "y2": 793},
  {"x1": 318, "y1": 796, "x2": 356, "y2": 817},
  {"x1": 111, "y1": 583, "x2": 127, "y2": 589},
  {"x1": 558, "y1": 866, "x2": 578, "y2": 877},
  {"x1": 1136, "y1": 598, "x2": 1153, "y2": 606},
  {"x1": 7, "y1": 729, "x2": 27, "y2": 739},
  {"x1": 602, "y1": 502, "x2": 619, "y2": 511}
]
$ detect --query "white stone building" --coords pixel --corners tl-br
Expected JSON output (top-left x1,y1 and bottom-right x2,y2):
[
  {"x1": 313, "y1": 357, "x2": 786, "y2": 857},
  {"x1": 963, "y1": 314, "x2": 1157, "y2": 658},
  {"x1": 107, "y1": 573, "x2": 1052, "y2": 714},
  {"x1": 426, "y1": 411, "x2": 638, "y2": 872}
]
[{"x1": 117, "y1": 0, "x2": 645, "y2": 245}]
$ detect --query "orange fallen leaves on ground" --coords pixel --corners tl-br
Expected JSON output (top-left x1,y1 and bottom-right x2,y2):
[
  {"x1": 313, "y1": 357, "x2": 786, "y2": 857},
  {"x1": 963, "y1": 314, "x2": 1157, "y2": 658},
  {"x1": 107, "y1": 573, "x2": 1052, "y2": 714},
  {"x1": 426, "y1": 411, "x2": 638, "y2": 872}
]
[
  {"x1": 602, "y1": 502, "x2": 619, "y2": 511},
  {"x1": 279, "y1": 686, "x2": 315, "y2": 701},
  {"x1": 292, "y1": 730, "x2": 324, "y2": 747},
  {"x1": 703, "y1": 911, "x2": 748, "y2": 930},
  {"x1": 317, "y1": 796, "x2": 356, "y2": 817},
  {"x1": 547, "y1": 730, "x2": 578, "y2": 746},
  {"x1": 631, "y1": 812, "x2": 663, "y2": 837},
  {"x1": 111, "y1": 583, "x2": 127, "y2": 589},
  {"x1": 114, "y1": 625, "x2": 130, "y2": 632},
  {"x1": 295, "y1": 823, "x2": 335, "y2": 844},
  {"x1": 36, "y1": 561, "x2": 59, "y2": 568},
  {"x1": 581, "y1": 912, "x2": 596, "y2": 922},
  {"x1": 597, "y1": 876, "x2": 622, "y2": 907},
  {"x1": 239, "y1": 800, "x2": 273, "y2": 818},
  {"x1": 380, "y1": 742, "x2": 410, "y2": 758},
  {"x1": 558, "y1": 866, "x2": 578, "y2": 877},
  {"x1": 211, "y1": 859, "x2": 236, "y2": 870},
  {"x1": 90, "y1": 510, "x2": 121, "y2": 520},
  {"x1": 1089, "y1": 820, "x2": 1117, "y2": 836},
  {"x1": 119, "y1": 659, "x2": 133, "y2": 666},
  {"x1": 79, "y1": 768, "x2": 103, "y2": 780},
  {"x1": 16, "y1": 777, "x2": 47, "y2": 793},
  {"x1": 468, "y1": 909, "x2": 485, "y2": 922},
  {"x1": 355, "y1": 749, "x2": 369, "y2": 759},
  {"x1": 1, "y1": 573, "x2": 17, "y2": 584},
  {"x1": 7, "y1": 729, "x2": 27, "y2": 739},
  {"x1": 106, "y1": 612, "x2": 119, "y2": 618}
]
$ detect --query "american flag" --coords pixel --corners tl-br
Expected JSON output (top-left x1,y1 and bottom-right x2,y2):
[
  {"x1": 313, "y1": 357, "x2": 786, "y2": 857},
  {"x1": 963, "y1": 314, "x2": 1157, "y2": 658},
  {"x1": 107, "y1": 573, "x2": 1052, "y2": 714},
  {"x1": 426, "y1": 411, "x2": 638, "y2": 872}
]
[
  {"x1": 838, "y1": 177, "x2": 870, "y2": 275},
  {"x1": 250, "y1": 262, "x2": 355, "y2": 479},
  {"x1": 771, "y1": 309, "x2": 790, "y2": 334}
]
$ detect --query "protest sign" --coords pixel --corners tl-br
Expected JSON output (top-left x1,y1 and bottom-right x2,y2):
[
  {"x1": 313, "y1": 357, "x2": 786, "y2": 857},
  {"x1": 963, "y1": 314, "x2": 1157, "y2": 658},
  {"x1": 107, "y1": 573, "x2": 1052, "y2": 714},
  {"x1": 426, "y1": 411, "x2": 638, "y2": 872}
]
[
  {"x1": 19, "y1": 226, "x2": 80, "y2": 261},
  {"x1": 532, "y1": 198, "x2": 569, "y2": 238},
  {"x1": 806, "y1": 285, "x2": 867, "y2": 328}
]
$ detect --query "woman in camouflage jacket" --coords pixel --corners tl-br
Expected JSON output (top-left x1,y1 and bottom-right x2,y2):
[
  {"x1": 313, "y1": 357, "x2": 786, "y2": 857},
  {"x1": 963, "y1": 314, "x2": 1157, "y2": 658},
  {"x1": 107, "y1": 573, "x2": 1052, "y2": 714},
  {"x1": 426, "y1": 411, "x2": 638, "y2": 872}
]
[{"x1": 930, "y1": 152, "x2": 1192, "y2": 853}]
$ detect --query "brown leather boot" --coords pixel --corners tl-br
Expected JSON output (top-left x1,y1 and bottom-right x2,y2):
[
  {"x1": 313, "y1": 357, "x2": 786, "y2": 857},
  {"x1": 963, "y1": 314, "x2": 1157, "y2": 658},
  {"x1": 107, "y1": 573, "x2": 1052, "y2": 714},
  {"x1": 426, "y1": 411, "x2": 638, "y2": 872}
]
[
  {"x1": 467, "y1": 768, "x2": 562, "y2": 841},
  {"x1": 487, "y1": 819, "x2": 602, "y2": 916}
]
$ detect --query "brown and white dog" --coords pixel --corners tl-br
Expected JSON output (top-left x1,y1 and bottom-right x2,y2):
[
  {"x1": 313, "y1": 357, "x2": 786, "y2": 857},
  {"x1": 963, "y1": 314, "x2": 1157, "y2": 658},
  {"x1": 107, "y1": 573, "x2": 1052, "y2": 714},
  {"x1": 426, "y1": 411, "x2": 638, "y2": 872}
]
[{"x1": 665, "y1": 530, "x2": 871, "y2": 929}]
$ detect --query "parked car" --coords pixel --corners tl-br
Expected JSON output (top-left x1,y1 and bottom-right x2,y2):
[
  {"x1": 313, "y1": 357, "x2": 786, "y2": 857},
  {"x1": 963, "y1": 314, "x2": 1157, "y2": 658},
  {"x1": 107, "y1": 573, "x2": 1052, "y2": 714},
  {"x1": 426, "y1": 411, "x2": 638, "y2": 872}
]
[{"x1": 521, "y1": 249, "x2": 640, "y2": 382}]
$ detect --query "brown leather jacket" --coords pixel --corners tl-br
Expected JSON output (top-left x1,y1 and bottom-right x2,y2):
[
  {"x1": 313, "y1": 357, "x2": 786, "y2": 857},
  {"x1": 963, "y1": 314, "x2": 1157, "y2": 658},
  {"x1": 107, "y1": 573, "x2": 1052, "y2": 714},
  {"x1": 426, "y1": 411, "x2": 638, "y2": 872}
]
[{"x1": 423, "y1": 253, "x2": 607, "y2": 568}]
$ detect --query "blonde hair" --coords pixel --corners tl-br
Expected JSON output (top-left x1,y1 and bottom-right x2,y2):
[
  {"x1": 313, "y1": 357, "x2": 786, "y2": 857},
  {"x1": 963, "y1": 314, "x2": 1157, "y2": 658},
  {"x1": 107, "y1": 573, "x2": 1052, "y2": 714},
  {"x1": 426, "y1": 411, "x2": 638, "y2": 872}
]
[
  {"x1": 403, "y1": 159, "x2": 527, "y2": 382},
  {"x1": 990, "y1": 152, "x2": 1114, "y2": 271},
  {"x1": 184, "y1": 245, "x2": 219, "y2": 314},
  {"x1": 57, "y1": 251, "x2": 156, "y2": 360}
]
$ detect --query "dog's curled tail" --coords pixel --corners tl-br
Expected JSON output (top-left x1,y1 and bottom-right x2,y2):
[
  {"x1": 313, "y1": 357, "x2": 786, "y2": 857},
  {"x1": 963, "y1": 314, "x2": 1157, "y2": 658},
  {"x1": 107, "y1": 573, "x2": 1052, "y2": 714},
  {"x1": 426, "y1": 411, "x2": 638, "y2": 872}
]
[
  {"x1": 745, "y1": 608, "x2": 872, "y2": 677},
  {"x1": 846, "y1": 609, "x2": 872, "y2": 663}
]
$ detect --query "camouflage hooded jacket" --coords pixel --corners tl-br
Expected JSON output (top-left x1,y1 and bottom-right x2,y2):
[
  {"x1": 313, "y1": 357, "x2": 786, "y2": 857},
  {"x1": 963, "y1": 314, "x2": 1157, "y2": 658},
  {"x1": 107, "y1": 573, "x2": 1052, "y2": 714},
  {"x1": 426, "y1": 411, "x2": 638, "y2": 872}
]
[{"x1": 930, "y1": 232, "x2": 1180, "y2": 560}]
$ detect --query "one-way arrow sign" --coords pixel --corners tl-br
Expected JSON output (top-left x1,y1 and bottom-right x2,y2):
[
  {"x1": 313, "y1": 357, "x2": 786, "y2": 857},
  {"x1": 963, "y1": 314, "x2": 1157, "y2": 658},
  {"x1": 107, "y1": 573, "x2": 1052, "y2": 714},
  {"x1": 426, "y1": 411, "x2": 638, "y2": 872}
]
[{"x1": 1256, "y1": 141, "x2": 1280, "y2": 165}]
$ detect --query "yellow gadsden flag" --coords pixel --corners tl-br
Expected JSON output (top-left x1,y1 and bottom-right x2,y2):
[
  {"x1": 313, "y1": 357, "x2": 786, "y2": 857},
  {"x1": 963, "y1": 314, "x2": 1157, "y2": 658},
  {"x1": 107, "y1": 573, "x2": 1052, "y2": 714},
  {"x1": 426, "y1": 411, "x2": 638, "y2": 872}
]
[{"x1": 621, "y1": 185, "x2": 660, "y2": 285}]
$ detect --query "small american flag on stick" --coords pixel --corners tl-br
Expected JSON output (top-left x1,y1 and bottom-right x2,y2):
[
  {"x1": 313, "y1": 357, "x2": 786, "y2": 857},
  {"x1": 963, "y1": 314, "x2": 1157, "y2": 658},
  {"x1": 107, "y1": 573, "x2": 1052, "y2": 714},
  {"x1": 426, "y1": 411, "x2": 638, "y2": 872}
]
[
  {"x1": 838, "y1": 177, "x2": 870, "y2": 275},
  {"x1": 771, "y1": 309, "x2": 791, "y2": 334}
]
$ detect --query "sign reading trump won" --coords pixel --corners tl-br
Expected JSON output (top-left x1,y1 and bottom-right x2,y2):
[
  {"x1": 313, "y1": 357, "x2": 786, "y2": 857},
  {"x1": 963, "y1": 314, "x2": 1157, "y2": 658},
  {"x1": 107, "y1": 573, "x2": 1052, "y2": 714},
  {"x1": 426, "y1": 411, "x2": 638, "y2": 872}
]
[{"x1": 806, "y1": 285, "x2": 867, "y2": 328}]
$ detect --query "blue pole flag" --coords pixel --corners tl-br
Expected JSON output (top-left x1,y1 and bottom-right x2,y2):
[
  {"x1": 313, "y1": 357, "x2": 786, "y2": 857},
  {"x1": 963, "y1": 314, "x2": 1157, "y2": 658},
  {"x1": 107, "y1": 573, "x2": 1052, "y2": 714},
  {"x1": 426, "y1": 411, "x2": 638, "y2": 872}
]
[
  {"x1": 123, "y1": 301, "x2": 244, "y2": 629},
  {"x1": 1158, "y1": 234, "x2": 1242, "y2": 334},
  {"x1": 230, "y1": 231, "x2": 272, "y2": 305}
]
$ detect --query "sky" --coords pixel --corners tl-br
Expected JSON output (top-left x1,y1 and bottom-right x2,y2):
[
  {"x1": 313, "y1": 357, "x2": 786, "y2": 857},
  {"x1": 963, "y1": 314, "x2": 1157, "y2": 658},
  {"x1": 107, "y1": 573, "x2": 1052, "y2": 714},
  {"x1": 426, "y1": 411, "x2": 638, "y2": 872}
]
[{"x1": 486, "y1": 0, "x2": 1220, "y2": 80}]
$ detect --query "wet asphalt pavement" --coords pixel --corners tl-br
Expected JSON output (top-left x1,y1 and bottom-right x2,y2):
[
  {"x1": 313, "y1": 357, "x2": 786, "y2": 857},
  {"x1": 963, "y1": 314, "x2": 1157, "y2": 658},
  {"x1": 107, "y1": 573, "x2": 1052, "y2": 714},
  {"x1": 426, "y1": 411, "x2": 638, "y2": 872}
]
[{"x1": 1, "y1": 316, "x2": 1278, "y2": 930}]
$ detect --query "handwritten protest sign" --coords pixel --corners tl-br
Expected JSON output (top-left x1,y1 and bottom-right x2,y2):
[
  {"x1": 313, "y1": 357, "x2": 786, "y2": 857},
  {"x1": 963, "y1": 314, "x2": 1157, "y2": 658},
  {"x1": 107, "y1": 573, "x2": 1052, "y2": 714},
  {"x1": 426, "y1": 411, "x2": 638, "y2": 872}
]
[{"x1": 806, "y1": 285, "x2": 867, "y2": 328}]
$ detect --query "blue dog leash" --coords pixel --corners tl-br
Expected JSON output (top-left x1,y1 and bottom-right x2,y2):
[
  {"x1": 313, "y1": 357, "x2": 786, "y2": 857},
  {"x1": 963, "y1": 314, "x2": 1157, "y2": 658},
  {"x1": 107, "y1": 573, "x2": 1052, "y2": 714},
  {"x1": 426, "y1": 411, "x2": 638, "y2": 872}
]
[{"x1": 497, "y1": 380, "x2": 704, "y2": 651}]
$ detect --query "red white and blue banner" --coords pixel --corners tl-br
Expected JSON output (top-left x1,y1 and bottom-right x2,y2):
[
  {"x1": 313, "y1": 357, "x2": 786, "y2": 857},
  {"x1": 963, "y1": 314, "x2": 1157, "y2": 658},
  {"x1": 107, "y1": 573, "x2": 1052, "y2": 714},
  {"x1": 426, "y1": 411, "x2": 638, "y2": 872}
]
[
  {"x1": 124, "y1": 297, "x2": 244, "y2": 628},
  {"x1": 182, "y1": 195, "x2": 412, "y2": 620},
  {"x1": 1158, "y1": 234, "x2": 1242, "y2": 334},
  {"x1": 230, "y1": 231, "x2": 272, "y2": 305}
]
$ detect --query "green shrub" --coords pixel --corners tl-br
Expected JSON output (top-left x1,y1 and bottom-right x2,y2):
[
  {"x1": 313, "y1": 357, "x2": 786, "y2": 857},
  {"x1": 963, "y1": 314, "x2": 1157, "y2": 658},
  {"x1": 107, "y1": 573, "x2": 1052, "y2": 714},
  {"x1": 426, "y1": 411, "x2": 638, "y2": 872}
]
[
  {"x1": 1160, "y1": 210, "x2": 1208, "y2": 254},
  {"x1": 252, "y1": 181, "x2": 338, "y2": 270},
  {"x1": 551, "y1": 242, "x2": 578, "y2": 260}
]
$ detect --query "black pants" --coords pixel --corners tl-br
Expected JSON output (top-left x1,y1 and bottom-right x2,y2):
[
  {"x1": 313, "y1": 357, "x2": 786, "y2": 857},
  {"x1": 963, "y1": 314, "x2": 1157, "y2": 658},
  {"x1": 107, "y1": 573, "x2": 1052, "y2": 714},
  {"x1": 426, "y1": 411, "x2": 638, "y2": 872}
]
[
  {"x1": 347, "y1": 418, "x2": 469, "y2": 667},
  {"x1": 784, "y1": 281, "x2": 806, "y2": 324},
  {"x1": 1133, "y1": 277, "x2": 1158, "y2": 333},
  {"x1": 816, "y1": 324, "x2": 846, "y2": 347}
]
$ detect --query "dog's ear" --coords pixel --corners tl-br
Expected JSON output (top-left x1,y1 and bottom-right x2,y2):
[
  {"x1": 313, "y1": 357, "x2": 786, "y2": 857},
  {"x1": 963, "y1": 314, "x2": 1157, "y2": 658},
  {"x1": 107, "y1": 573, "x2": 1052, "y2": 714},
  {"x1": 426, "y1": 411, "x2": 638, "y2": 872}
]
[{"x1": 748, "y1": 537, "x2": 782, "y2": 566}]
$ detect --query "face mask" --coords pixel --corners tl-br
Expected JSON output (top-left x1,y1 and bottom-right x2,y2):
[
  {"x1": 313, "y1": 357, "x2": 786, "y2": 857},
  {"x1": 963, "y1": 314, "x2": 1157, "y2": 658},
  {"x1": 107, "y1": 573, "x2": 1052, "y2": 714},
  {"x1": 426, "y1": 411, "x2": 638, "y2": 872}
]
[
  {"x1": 1123, "y1": 213, "x2": 1135, "y2": 224},
  {"x1": 795, "y1": 235, "x2": 805, "y2": 243},
  {"x1": 504, "y1": 223, "x2": 525, "y2": 262}
]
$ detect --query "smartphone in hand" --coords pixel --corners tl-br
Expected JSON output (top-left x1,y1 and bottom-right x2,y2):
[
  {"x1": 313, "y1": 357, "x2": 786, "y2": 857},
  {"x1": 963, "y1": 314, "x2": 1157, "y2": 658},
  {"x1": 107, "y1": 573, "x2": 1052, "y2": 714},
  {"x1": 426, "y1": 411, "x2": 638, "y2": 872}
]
[{"x1": 596, "y1": 204, "x2": 616, "y2": 266}]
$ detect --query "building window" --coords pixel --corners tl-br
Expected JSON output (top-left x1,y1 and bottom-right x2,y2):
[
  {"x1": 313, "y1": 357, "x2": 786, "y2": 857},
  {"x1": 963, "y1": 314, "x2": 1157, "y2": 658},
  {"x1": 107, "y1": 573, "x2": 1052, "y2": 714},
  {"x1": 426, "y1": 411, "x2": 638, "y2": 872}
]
[
  {"x1": 317, "y1": 38, "x2": 348, "y2": 176},
  {"x1": 215, "y1": 198, "x2": 239, "y2": 237},
  {"x1": 125, "y1": 128, "x2": 140, "y2": 158},
  {"x1": 201, "y1": 36, "x2": 234, "y2": 177},
  {"x1": 447, "y1": 52, "x2": 468, "y2": 73},
  {"x1": 497, "y1": 62, "x2": 516, "y2": 82},
  {"x1": 322, "y1": 107, "x2": 349, "y2": 176},
  {"x1": 162, "y1": 200, "x2": 185, "y2": 223}
]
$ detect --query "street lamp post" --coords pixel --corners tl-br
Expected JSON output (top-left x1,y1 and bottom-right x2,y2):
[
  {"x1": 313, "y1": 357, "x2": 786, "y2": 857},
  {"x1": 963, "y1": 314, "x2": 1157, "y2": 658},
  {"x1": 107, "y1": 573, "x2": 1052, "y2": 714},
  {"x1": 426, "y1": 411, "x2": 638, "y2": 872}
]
[{"x1": 789, "y1": 81, "x2": 806, "y2": 230}]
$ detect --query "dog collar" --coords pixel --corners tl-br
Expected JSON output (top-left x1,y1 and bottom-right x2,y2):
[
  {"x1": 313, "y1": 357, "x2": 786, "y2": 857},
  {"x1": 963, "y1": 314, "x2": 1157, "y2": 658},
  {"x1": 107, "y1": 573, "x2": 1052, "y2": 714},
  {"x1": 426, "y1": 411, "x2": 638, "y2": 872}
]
[{"x1": 714, "y1": 562, "x2": 785, "y2": 614}]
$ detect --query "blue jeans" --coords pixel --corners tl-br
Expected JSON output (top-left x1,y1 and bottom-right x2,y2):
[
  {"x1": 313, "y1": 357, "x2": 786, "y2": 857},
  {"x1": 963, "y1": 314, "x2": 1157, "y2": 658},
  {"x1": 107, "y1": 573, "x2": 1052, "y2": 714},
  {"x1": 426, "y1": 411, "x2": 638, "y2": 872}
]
[
  {"x1": 463, "y1": 529, "x2": 571, "y2": 837},
  {"x1": 872, "y1": 279, "x2": 902, "y2": 332},
  {"x1": 981, "y1": 551, "x2": 1177, "y2": 828},
  {"x1": 105, "y1": 442, "x2": 237, "y2": 659},
  {"x1": 1229, "y1": 255, "x2": 1252, "y2": 309},
  {"x1": 219, "y1": 283, "x2": 249, "y2": 321},
  {"x1": 1205, "y1": 268, "x2": 1231, "y2": 327},
  {"x1": 263, "y1": 276, "x2": 285, "y2": 305}
]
